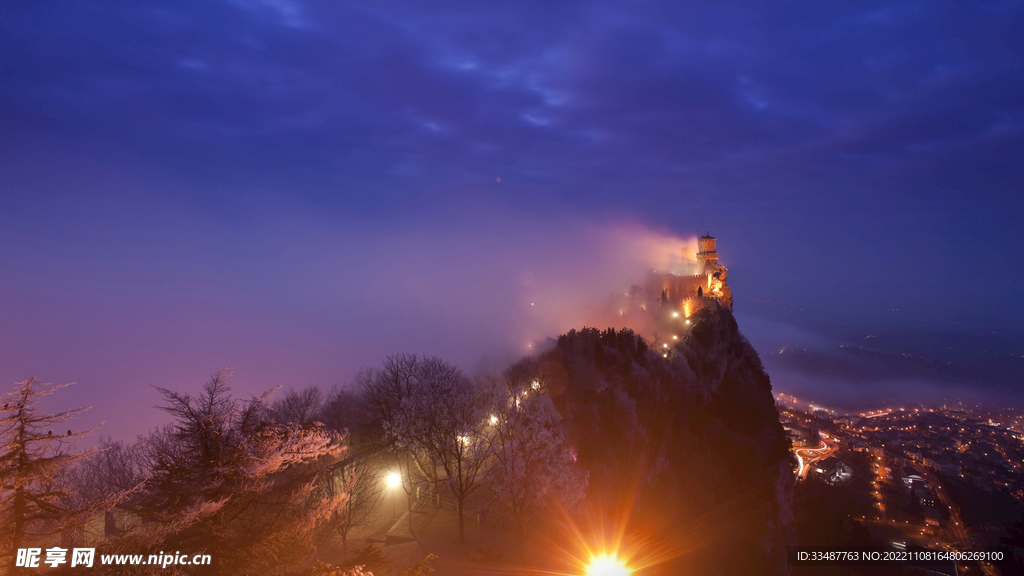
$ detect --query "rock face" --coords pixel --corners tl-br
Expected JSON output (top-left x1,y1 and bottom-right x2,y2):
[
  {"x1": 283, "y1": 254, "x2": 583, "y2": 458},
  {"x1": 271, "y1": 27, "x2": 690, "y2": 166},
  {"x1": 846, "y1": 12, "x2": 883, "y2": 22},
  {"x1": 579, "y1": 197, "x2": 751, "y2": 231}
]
[{"x1": 541, "y1": 302, "x2": 793, "y2": 575}]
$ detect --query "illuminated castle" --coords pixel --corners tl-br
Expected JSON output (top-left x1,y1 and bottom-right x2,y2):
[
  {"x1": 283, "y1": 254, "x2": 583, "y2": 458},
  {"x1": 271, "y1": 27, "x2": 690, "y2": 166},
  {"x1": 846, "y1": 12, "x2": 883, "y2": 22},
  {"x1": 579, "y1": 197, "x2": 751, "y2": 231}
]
[{"x1": 648, "y1": 233, "x2": 732, "y2": 310}]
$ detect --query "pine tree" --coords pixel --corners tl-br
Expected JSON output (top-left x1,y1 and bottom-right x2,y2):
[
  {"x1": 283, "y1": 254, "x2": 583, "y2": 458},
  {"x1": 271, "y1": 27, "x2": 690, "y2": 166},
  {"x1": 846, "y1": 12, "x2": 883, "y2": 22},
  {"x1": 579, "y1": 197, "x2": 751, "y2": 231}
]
[
  {"x1": 115, "y1": 370, "x2": 346, "y2": 574},
  {"x1": 0, "y1": 378, "x2": 98, "y2": 558}
]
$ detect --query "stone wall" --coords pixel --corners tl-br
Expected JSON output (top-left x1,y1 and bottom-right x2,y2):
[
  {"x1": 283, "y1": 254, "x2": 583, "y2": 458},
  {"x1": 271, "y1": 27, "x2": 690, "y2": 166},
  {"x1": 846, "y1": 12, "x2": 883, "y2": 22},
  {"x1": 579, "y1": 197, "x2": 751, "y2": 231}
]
[{"x1": 647, "y1": 271, "x2": 710, "y2": 304}]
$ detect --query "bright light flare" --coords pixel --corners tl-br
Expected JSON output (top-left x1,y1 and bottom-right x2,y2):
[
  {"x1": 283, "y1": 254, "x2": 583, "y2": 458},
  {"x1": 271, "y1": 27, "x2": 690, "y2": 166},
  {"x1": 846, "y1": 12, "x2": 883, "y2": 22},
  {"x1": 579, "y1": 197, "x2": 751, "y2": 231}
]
[
  {"x1": 386, "y1": 473, "x2": 401, "y2": 487},
  {"x1": 585, "y1": 553, "x2": 632, "y2": 576}
]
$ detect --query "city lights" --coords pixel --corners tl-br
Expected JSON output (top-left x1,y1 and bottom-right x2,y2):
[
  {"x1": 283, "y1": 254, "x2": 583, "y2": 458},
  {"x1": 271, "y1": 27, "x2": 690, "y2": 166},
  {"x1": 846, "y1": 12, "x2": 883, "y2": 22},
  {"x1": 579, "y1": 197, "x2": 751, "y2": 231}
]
[{"x1": 386, "y1": 473, "x2": 401, "y2": 488}]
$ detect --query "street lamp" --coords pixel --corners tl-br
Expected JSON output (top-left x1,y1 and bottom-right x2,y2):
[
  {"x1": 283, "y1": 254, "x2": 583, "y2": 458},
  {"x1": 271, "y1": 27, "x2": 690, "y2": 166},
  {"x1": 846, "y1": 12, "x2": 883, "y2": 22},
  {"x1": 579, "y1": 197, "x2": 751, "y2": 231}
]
[
  {"x1": 585, "y1": 553, "x2": 631, "y2": 576},
  {"x1": 386, "y1": 473, "x2": 401, "y2": 519}
]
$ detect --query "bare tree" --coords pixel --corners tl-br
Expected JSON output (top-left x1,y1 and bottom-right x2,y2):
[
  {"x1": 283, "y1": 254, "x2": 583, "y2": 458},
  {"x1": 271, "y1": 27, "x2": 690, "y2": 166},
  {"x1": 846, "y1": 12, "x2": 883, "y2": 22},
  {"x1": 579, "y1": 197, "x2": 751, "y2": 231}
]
[
  {"x1": 318, "y1": 450, "x2": 386, "y2": 561},
  {"x1": 362, "y1": 357, "x2": 413, "y2": 427},
  {"x1": 271, "y1": 385, "x2": 325, "y2": 425},
  {"x1": 501, "y1": 356, "x2": 539, "y2": 390},
  {"x1": 0, "y1": 378, "x2": 101, "y2": 559},
  {"x1": 63, "y1": 437, "x2": 147, "y2": 543},
  {"x1": 321, "y1": 385, "x2": 373, "y2": 434},
  {"x1": 363, "y1": 354, "x2": 494, "y2": 543},
  {"x1": 392, "y1": 357, "x2": 493, "y2": 544},
  {"x1": 486, "y1": 374, "x2": 588, "y2": 556},
  {"x1": 362, "y1": 357, "x2": 441, "y2": 497},
  {"x1": 75, "y1": 437, "x2": 147, "y2": 499},
  {"x1": 362, "y1": 359, "x2": 426, "y2": 534}
]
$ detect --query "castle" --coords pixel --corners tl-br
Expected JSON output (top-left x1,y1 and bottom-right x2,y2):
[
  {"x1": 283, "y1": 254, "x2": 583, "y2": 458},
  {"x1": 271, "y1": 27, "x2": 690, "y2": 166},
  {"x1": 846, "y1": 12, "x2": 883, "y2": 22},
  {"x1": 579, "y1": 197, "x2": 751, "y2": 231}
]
[{"x1": 647, "y1": 234, "x2": 733, "y2": 311}]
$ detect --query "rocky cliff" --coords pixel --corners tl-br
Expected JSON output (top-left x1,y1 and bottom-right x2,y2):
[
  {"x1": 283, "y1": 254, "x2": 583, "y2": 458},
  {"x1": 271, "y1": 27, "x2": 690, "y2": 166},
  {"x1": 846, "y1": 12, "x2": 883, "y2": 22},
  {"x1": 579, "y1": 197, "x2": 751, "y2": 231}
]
[{"x1": 540, "y1": 301, "x2": 793, "y2": 575}]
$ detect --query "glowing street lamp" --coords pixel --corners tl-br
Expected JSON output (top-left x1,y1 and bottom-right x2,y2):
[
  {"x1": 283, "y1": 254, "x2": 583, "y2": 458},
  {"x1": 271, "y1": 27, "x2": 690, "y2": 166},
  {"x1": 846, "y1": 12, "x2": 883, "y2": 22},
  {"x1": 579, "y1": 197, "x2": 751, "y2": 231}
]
[
  {"x1": 386, "y1": 472, "x2": 401, "y2": 519},
  {"x1": 585, "y1": 553, "x2": 631, "y2": 576}
]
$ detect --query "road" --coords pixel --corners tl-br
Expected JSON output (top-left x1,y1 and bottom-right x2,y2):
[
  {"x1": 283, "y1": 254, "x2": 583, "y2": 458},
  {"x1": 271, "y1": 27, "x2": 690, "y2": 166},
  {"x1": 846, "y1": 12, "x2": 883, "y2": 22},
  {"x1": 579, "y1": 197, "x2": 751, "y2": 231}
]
[
  {"x1": 871, "y1": 451, "x2": 887, "y2": 522},
  {"x1": 906, "y1": 464, "x2": 999, "y2": 575},
  {"x1": 794, "y1": 438, "x2": 836, "y2": 479}
]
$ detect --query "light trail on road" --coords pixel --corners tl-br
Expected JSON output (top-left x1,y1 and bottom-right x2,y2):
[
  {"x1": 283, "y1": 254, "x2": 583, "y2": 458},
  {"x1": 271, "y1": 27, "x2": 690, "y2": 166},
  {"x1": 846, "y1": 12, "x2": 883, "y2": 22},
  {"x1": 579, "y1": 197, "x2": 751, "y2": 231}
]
[{"x1": 793, "y1": 439, "x2": 836, "y2": 480}]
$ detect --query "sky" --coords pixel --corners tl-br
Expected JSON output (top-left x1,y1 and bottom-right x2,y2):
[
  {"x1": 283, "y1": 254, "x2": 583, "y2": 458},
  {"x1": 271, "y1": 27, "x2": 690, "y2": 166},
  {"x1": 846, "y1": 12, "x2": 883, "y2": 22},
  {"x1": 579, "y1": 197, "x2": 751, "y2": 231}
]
[{"x1": 1, "y1": 0, "x2": 1023, "y2": 439}]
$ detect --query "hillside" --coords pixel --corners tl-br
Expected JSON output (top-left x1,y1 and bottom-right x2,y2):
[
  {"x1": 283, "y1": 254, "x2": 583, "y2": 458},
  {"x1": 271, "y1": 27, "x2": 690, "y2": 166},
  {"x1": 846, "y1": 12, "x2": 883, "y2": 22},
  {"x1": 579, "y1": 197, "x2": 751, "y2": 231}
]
[{"x1": 540, "y1": 301, "x2": 794, "y2": 575}]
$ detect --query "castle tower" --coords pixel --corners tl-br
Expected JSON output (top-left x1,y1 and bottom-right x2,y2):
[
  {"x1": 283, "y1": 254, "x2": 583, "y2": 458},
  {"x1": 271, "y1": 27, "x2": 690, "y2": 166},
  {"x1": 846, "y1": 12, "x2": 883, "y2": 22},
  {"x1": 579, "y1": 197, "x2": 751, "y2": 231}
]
[
  {"x1": 645, "y1": 232, "x2": 731, "y2": 310},
  {"x1": 697, "y1": 234, "x2": 718, "y2": 271}
]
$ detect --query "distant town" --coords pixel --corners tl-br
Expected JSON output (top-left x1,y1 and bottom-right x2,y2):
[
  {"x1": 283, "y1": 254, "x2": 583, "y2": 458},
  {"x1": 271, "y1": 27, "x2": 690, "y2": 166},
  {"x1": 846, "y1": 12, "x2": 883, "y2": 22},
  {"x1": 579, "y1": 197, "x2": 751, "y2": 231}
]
[{"x1": 778, "y1": 392, "x2": 1024, "y2": 575}]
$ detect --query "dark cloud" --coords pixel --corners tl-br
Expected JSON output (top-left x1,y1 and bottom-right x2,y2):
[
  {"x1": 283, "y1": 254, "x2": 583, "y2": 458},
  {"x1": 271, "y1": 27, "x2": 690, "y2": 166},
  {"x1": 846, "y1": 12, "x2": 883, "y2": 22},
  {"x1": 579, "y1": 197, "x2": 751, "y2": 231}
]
[{"x1": 4, "y1": 0, "x2": 1020, "y2": 209}]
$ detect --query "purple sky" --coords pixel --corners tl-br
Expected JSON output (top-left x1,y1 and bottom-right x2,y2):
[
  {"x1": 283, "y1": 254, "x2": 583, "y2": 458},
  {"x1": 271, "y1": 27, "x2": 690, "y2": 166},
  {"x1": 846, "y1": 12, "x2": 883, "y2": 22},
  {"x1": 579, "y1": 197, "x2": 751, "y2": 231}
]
[{"x1": 2, "y1": 0, "x2": 1023, "y2": 439}]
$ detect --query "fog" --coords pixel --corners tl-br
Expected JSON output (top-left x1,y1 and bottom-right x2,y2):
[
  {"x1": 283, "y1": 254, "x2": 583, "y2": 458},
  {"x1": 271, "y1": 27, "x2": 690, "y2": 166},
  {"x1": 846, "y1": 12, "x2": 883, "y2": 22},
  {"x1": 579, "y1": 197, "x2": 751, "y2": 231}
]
[
  {"x1": 737, "y1": 312, "x2": 1024, "y2": 411},
  {"x1": 3, "y1": 196, "x2": 1020, "y2": 442},
  {"x1": 0, "y1": 202, "x2": 703, "y2": 441}
]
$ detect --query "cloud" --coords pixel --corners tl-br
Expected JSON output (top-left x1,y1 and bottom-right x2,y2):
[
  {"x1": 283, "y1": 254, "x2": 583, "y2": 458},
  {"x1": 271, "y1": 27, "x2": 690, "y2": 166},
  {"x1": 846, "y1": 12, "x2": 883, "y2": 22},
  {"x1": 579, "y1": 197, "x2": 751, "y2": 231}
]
[
  {"x1": 3, "y1": 0, "x2": 1020, "y2": 213},
  {"x1": 223, "y1": 0, "x2": 311, "y2": 28}
]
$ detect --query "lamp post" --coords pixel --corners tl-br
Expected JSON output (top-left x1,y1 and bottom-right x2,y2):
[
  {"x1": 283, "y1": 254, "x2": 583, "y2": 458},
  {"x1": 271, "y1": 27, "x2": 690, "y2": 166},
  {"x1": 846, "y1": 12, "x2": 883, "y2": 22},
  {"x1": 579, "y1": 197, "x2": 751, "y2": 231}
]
[{"x1": 386, "y1": 473, "x2": 401, "y2": 519}]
